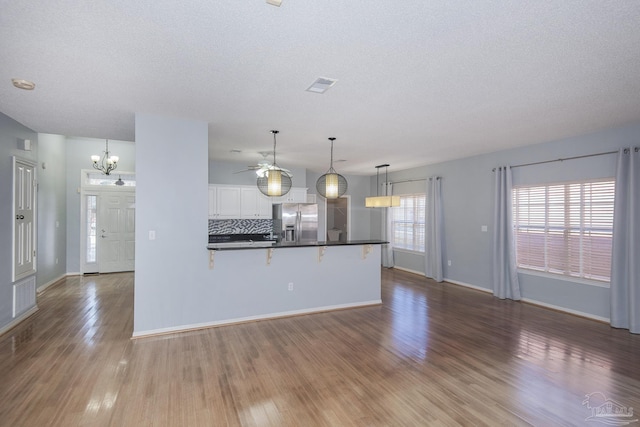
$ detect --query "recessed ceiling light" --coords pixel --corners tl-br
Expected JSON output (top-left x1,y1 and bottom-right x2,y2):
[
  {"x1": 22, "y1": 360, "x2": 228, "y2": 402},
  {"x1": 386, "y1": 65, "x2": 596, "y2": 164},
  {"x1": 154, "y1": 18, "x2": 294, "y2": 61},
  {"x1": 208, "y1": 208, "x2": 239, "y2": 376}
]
[
  {"x1": 229, "y1": 149, "x2": 242, "y2": 153},
  {"x1": 12, "y1": 79, "x2": 35, "y2": 90},
  {"x1": 306, "y1": 77, "x2": 337, "y2": 94},
  {"x1": 266, "y1": 0, "x2": 282, "y2": 6}
]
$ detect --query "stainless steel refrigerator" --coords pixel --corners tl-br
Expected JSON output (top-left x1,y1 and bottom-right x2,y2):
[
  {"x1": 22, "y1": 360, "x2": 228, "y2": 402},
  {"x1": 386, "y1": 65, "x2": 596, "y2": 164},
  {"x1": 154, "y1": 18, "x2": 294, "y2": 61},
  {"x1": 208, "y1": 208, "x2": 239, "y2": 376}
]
[{"x1": 273, "y1": 203, "x2": 318, "y2": 243}]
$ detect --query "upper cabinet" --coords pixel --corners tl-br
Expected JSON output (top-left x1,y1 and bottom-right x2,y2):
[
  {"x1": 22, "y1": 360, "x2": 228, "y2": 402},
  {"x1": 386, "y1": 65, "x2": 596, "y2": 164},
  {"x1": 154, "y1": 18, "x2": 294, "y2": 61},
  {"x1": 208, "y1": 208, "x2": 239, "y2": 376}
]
[
  {"x1": 272, "y1": 187, "x2": 308, "y2": 204},
  {"x1": 209, "y1": 185, "x2": 308, "y2": 219},
  {"x1": 209, "y1": 185, "x2": 241, "y2": 219},
  {"x1": 240, "y1": 187, "x2": 272, "y2": 219}
]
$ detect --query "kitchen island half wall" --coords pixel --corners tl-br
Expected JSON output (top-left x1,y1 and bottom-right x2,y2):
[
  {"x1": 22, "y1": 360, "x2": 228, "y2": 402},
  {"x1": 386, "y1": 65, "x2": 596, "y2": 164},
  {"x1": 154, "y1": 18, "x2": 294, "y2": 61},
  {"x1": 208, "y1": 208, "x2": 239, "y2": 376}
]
[{"x1": 132, "y1": 242, "x2": 383, "y2": 338}]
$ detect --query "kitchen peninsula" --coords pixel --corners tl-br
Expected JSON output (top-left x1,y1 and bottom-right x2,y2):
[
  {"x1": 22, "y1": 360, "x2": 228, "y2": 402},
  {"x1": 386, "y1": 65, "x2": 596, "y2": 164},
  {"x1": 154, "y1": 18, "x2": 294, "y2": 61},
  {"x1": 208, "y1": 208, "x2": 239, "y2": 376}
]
[{"x1": 200, "y1": 239, "x2": 386, "y2": 331}]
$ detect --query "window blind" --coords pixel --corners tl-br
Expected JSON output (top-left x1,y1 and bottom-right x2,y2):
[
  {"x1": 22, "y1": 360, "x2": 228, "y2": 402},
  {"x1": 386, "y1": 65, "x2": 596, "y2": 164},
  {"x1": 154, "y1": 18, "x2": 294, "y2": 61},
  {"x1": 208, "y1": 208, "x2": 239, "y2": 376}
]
[
  {"x1": 391, "y1": 194, "x2": 426, "y2": 252},
  {"x1": 512, "y1": 179, "x2": 615, "y2": 282}
]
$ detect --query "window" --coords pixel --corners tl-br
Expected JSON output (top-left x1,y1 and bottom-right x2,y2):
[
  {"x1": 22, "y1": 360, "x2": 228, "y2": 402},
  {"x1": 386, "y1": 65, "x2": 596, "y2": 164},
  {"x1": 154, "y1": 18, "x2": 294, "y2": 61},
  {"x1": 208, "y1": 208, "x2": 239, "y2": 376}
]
[
  {"x1": 391, "y1": 194, "x2": 426, "y2": 252},
  {"x1": 86, "y1": 195, "x2": 97, "y2": 263},
  {"x1": 512, "y1": 179, "x2": 615, "y2": 282}
]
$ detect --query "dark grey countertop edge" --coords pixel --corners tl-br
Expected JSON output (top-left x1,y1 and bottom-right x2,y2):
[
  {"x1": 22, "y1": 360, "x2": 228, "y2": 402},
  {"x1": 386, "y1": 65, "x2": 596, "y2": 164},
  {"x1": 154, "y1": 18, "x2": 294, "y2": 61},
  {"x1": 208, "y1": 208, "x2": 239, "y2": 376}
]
[{"x1": 207, "y1": 240, "x2": 388, "y2": 251}]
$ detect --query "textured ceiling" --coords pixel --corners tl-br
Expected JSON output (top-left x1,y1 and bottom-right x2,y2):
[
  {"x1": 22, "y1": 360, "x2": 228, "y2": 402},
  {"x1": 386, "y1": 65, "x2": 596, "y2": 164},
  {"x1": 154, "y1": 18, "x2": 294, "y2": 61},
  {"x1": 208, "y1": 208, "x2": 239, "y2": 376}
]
[{"x1": 1, "y1": 1, "x2": 640, "y2": 175}]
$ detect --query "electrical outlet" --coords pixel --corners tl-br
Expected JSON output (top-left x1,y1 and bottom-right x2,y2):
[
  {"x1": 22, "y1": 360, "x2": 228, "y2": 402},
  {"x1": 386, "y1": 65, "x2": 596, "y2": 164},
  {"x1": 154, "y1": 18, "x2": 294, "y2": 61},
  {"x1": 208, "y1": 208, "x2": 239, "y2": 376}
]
[
  {"x1": 288, "y1": 282, "x2": 293, "y2": 291},
  {"x1": 448, "y1": 260, "x2": 452, "y2": 266}
]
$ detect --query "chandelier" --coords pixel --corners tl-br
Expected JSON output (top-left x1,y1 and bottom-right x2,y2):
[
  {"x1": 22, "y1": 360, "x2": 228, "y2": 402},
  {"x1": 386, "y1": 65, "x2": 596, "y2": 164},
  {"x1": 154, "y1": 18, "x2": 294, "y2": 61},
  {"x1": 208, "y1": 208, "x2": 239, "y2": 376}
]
[
  {"x1": 365, "y1": 164, "x2": 400, "y2": 207},
  {"x1": 91, "y1": 139, "x2": 119, "y2": 175},
  {"x1": 316, "y1": 137, "x2": 347, "y2": 199},
  {"x1": 257, "y1": 130, "x2": 292, "y2": 197}
]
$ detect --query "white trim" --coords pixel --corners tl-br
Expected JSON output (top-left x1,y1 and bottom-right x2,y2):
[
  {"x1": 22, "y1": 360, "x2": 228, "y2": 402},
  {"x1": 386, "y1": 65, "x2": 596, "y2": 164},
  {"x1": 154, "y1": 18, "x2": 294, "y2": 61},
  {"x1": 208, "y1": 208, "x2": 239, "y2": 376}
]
[
  {"x1": 443, "y1": 278, "x2": 492, "y2": 293},
  {"x1": 521, "y1": 298, "x2": 609, "y2": 323},
  {"x1": 132, "y1": 299, "x2": 382, "y2": 339},
  {"x1": 37, "y1": 274, "x2": 67, "y2": 293},
  {"x1": 0, "y1": 306, "x2": 38, "y2": 337},
  {"x1": 392, "y1": 248, "x2": 425, "y2": 255},
  {"x1": 518, "y1": 269, "x2": 610, "y2": 288},
  {"x1": 444, "y1": 278, "x2": 609, "y2": 323},
  {"x1": 392, "y1": 266, "x2": 424, "y2": 276}
]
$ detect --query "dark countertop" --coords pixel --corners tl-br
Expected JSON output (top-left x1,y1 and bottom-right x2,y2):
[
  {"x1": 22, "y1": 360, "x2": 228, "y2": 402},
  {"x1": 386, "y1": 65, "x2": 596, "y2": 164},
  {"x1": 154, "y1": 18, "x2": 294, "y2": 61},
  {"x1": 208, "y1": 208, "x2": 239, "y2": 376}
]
[{"x1": 207, "y1": 239, "x2": 388, "y2": 251}]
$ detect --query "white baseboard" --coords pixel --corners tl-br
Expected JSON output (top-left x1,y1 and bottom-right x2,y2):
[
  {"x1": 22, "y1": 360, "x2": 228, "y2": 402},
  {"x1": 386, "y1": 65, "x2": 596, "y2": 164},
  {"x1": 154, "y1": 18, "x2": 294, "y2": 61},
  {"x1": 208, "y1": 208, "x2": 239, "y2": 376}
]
[
  {"x1": 443, "y1": 279, "x2": 609, "y2": 323},
  {"x1": 132, "y1": 299, "x2": 382, "y2": 339},
  {"x1": 521, "y1": 298, "x2": 609, "y2": 323},
  {"x1": 443, "y1": 278, "x2": 492, "y2": 293},
  {"x1": 37, "y1": 274, "x2": 67, "y2": 293},
  {"x1": 0, "y1": 306, "x2": 39, "y2": 337},
  {"x1": 391, "y1": 266, "x2": 425, "y2": 276}
]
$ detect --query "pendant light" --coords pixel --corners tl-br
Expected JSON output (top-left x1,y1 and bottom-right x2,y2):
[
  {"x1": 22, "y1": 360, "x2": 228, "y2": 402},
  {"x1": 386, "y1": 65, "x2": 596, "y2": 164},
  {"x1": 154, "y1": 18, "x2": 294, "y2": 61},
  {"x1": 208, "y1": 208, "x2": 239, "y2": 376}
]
[
  {"x1": 91, "y1": 139, "x2": 119, "y2": 175},
  {"x1": 316, "y1": 137, "x2": 348, "y2": 199},
  {"x1": 365, "y1": 164, "x2": 400, "y2": 208},
  {"x1": 257, "y1": 130, "x2": 292, "y2": 197}
]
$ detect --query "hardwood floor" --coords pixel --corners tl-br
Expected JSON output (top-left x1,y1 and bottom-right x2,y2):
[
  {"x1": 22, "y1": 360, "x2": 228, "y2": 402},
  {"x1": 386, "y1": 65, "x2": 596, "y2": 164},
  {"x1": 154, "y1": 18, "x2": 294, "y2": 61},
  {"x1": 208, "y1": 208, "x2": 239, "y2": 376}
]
[{"x1": 1, "y1": 270, "x2": 639, "y2": 426}]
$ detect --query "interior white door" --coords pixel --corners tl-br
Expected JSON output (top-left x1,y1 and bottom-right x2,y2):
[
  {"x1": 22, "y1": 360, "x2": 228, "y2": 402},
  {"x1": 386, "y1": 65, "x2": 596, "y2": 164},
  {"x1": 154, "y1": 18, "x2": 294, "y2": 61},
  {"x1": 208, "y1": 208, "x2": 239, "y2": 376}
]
[
  {"x1": 98, "y1": 191, "x2": 135, "y2": 273},
  {"x1": 13, "y1": 158, "x2": 36, "y2": 281}
]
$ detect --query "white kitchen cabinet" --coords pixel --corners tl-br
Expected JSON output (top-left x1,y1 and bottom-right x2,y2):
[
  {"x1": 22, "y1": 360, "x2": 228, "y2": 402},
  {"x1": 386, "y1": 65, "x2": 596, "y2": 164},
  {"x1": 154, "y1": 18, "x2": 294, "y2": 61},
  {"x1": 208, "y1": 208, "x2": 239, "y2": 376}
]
[
  {"x1": 209, "y1": 185, "x2": 241, "y2": 219},
  {"x1": 273, "y1": 188, "x2": 308, "y2": 204},
  {"x1": 240, "y1": 187, "x2": 272, "y2": 219},
  {"x1": 210, "y1": 185, "x2": 307, "y2": 219}
]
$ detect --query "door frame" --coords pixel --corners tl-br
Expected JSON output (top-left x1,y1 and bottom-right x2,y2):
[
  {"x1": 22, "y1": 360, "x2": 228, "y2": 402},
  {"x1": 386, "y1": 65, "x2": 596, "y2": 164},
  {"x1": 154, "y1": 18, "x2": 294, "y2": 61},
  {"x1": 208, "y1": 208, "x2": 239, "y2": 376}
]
[
  {"x1": 79, "y1": 169, "x2": 135, "y2": 274},
  {"x1": 12, "y1": 156, "x2": 37, "y2": 282},
  {"x1": 323, "y1": 194, "x2": 351, "y2": 242}
]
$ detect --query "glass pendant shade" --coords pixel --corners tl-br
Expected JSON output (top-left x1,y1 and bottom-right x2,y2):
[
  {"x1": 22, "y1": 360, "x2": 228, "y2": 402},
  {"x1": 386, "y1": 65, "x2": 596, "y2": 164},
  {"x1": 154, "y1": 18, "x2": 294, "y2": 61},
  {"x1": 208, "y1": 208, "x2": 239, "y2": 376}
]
[
  {"x1": 365, "y1": 195, "x2": 401, "y2": 207},
  {"x1": 316, "y1": 137, "x2": 348, "y2": 199},
  {"x1": 257, "y1": 130, "x2": 292, "y2": 197}
]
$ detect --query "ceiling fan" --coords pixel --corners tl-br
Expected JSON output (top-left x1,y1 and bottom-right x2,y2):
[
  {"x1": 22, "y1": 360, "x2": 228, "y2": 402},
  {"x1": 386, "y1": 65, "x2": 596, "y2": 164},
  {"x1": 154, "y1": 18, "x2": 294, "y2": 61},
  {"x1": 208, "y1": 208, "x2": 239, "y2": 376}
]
[{"x1": 233, "y1": 151, "x2": 292, "y2": 178}]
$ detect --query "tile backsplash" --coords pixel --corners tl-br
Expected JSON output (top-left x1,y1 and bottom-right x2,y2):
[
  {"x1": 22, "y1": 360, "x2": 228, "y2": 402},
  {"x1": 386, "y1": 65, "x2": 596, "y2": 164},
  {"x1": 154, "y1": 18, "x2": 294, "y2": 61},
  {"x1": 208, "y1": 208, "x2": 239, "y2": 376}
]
[{"x1": 209, "y1": 219, "x2": 273, "y2": 235}]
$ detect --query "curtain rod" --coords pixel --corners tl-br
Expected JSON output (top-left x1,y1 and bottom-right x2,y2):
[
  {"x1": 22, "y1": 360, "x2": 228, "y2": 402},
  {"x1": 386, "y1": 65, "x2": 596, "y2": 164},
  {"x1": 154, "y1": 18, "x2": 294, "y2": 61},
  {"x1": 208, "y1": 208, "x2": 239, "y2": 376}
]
[
  {"x1": 492, "y1": 150, "x2": 618, "y2": 172},
  {"x1": 386, "y1": 178, "x2": 429, "y2": 185}
]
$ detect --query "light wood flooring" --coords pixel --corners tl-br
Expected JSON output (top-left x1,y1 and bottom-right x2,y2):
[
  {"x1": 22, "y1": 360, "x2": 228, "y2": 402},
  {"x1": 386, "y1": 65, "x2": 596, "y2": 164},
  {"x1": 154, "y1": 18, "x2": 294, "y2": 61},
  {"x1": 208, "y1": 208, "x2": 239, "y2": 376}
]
[{"x1": 1, "y1": 269, "x2": 640, "y2": 426}]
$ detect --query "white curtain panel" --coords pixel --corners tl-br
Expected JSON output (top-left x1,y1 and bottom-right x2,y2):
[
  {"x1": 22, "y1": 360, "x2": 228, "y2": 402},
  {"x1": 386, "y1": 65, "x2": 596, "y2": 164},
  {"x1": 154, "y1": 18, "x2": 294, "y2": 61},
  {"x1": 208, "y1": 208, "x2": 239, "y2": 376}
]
[
  {"x1": 381, "y1": 182, "x2": 394, "y2": 268},
  {"x1": 610, "y1": 147, "x2": 640, "y2": 334},
  {"x1": 492, "y1": 166, "x2": 522, "y2": 300},
  {"x1": 425, "y1": 176, "x2": 444, "y2": 282}
]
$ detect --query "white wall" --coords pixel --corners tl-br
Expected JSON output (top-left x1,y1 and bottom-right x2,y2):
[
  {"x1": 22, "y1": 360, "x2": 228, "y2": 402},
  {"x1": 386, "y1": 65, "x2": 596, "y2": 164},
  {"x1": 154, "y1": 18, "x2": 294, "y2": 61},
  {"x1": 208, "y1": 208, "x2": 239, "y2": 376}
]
[
  {"x1": 134, "y1": 113, "x2": 209, "y2": 333},
  {"x1": 377, "y1": 122, "x2": 640, "y2": 320},
  {"x1": 37, "y1": 133, "x2": 67, "y2": 288}
]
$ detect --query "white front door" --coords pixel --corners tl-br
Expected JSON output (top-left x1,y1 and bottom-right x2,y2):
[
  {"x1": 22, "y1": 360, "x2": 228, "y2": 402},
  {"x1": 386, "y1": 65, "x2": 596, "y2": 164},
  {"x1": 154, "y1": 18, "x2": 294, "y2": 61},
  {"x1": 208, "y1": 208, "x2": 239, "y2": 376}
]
[
  {"x1": 13, "y1": 158, "x2": 37, "y2": 281},
  {"x1": 98, "y1": 191, "x2": 135, "y2": 273}
]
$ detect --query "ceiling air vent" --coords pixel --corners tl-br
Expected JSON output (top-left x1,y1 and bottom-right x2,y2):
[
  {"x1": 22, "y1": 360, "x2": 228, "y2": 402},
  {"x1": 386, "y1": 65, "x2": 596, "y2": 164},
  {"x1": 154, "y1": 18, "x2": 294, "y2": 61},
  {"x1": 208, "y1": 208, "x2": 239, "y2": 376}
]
[{"x1": 306, "y1": 77, "x2": 337, "y2": 94}]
